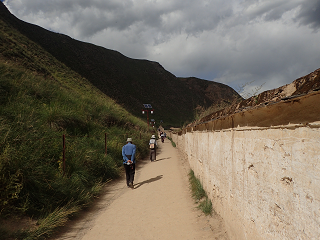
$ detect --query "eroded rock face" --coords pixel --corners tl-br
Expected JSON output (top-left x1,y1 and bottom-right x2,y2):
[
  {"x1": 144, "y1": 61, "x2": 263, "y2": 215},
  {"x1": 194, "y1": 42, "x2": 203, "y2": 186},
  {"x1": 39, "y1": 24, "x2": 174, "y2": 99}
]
[{"x1": 200, "y1": 68, "x2": 320, "y2": 123}]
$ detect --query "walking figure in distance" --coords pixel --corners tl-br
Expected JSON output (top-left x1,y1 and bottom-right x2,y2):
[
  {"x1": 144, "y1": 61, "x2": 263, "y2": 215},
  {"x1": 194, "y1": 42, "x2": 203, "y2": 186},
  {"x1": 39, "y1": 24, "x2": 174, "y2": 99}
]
[
  {"x1": 160, "y1": 132, "x2": 165, "y2": 143},
  {"x1": 122, "y1": 137, "x2": 136, "y2": 188},
  {"x1": 149, "y1": 135, "x2": 157, "y2": 162}
]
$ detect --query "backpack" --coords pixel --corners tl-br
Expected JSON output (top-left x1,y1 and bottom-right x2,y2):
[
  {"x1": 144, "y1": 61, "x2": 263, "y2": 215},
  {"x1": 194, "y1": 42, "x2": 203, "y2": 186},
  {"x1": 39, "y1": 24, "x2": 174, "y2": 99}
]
[{"x1": 149, "y1": 139, "x2": 156, "y2": 149}]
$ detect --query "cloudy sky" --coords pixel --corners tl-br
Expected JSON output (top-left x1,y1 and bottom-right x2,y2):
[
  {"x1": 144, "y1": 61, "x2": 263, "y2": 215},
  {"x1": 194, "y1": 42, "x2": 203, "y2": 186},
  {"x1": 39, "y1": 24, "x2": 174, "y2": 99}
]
[{"x1": 3, "y1": 0, "x2": 320, "y2": 96}]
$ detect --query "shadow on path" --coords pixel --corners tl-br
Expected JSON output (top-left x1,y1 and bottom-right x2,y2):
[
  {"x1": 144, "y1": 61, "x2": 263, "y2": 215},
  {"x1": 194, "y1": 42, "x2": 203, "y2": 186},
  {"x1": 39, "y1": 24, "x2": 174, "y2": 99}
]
[
  {"x1": 153, "y1": 157, "x2": 171, "y2": 162},
  {"x1": 134, "y1": 175, "x2": 163, "y2": 189},
  {"x1": 48, "y1": 178, "x2": 124, "y2": 240}
]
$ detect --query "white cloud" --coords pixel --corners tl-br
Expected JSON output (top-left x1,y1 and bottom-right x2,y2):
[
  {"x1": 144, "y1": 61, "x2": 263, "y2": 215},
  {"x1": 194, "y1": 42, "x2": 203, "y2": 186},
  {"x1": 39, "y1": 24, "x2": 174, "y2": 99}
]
[{"x1": 3, "y1": 0, "x2": 320, "y2": 95}]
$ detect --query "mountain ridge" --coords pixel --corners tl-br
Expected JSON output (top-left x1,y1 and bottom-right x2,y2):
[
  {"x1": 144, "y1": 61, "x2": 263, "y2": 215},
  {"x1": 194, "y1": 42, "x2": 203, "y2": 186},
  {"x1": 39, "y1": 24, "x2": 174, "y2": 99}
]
[{"x1": 0, "y1": 2, "x2": 240, "y2": 127}]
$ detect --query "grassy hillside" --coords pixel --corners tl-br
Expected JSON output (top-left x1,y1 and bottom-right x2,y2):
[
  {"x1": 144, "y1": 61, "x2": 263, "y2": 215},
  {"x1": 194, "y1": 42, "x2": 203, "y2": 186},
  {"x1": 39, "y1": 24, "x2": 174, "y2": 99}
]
[
  {"x1": 0, "y1": 2, "x2": 241, "y2": 127},
  {"x1": 0, "y1": 10, "x2": 152, "y2": 240}
]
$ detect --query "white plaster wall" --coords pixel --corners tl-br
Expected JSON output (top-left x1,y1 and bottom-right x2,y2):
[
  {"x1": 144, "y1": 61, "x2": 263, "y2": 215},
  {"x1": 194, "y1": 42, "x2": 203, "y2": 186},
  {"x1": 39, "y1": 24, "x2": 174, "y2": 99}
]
[{"x1": 170, "y1": 124, "x2": 320, "y2": 240}]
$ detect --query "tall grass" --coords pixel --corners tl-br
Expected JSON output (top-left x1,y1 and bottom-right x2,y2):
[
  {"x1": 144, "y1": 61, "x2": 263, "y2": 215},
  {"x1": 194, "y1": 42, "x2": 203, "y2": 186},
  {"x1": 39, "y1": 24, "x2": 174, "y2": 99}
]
[
  {"x1": 0, "y1": 62, "x2": 150, "y2": 239},
  {"x1": 167, "y1": 137, "x2": 176, "y2": 147},
  {"x1": 0, "y1": 17, "x2": 152, "y2": 238},
  {"x1": 188, "y1": 170, "x2": 212, "y2": 216},
  {"x1": 27, "y1": 203, "x2": 80, "y2": 240}
]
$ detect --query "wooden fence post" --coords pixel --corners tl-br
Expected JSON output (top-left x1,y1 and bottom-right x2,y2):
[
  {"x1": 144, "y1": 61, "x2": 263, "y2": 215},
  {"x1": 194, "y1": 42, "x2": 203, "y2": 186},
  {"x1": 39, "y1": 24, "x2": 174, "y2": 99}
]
[
  {"x1": 62, "y1": 134, "x2": 66, "y2": 176},
  {"x1": 105, "y1": 133, "x2": 107, "y2": 156}
]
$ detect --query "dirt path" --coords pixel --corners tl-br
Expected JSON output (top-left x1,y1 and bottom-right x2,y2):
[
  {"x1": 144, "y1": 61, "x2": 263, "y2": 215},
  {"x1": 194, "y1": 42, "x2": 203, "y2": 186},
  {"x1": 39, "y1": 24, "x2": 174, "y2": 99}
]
[{"x1": 53, "y1": 138, "x2": 229, "y2": 240}]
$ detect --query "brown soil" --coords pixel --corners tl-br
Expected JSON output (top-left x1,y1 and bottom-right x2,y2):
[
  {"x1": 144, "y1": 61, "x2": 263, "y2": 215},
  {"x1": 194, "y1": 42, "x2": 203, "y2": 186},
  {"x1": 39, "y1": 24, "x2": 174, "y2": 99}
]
[
  {"x1": 0, "y1": 216, "x2": 37, "y2": 234},
  {"x1": 51, "y1": 138, "x2": 229, "y2": 240}
]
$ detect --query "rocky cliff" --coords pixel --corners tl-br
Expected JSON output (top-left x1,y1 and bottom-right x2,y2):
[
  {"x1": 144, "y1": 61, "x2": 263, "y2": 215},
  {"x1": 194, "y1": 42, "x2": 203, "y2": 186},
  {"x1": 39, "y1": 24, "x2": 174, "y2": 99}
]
[{"x1": 199, "y1": 68, "x2": 320, "y2": 124}]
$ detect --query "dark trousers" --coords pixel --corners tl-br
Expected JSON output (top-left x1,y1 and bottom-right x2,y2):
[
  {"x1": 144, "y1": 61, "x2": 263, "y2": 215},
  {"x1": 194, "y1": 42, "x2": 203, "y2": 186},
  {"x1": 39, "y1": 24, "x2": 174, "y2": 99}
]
[
  {"x1": 150, "y1": 149, "x2": 156, "y2": 161},
  {"x1": 124, "y1": 163, "x2": 135, "y2": 186}
]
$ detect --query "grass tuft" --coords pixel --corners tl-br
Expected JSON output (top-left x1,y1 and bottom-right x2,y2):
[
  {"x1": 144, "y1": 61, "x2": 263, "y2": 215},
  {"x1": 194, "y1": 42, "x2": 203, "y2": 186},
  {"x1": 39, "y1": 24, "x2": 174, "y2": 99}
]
[
  {"x1": 167, "y1": 137, "x2": 176, "y2": 147},
  {"x1": 188, "y1": 170, "x2": 213, "y2": 215},
  {"x1": 198, "y1": 197, "x2": 213, "y2": 215},
  {"x1": 28, "y1": 203, "x2": 80, "y2": 239}
]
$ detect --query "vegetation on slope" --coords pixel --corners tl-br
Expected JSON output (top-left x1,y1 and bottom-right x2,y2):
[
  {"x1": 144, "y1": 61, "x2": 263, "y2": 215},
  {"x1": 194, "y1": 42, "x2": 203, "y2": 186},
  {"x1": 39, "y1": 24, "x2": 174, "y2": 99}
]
[{"x1": 0, "y1": 12, "x2": 151, "y2": 239}]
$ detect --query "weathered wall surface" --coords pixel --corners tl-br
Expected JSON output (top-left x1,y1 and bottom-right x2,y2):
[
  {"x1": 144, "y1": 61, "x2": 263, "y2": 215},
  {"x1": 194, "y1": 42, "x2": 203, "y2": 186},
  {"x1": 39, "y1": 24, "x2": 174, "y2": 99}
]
[{"x1": 170, "y1": 91, "x2": 320, "y2": 240}]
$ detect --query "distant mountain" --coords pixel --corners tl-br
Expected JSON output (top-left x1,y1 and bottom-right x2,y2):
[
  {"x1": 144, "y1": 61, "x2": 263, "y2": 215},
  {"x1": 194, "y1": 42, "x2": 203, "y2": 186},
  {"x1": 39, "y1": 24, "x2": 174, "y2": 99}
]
[{"x1": 0, "y1": 2, "x2": 241, "y2": 127}]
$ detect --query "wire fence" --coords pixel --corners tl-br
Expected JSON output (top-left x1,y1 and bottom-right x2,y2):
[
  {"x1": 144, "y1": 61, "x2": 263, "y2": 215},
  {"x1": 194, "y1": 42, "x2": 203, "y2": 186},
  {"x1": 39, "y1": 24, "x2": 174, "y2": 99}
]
[{"x1": 0, "y1": 131, "x2": 143, "y2": 175}]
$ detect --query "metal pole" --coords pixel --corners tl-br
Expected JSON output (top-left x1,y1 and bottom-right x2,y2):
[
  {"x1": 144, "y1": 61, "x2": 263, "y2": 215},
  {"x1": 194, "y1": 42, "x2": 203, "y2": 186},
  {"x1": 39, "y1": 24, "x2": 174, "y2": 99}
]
[
  {"x1": 63, "y1": 134, "x2": 66, "y2": 175},
  {"x1": 147, "y1": 110, "x2": 149, "y2": 131}
]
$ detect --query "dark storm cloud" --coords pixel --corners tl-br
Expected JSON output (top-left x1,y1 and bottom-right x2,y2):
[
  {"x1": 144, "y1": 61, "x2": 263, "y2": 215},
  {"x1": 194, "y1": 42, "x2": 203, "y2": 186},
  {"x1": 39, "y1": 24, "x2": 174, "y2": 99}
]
[
  {"x1": 238, "y1": 0, "x2": 320, "y2": 30},
  {"x1": 296, "y1": 0, "x2": 320, "y2": 30},
  {"x1": 5, "y1": 0, "x2": 234, "y2": 38},
  {"x1": 3, "y1": 0, "x2": 320, "y2": 97}
]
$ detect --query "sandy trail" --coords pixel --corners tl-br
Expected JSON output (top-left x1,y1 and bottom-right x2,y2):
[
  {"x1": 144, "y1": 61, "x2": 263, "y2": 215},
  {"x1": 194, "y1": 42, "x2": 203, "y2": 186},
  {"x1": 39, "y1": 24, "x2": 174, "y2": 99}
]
[{"x1": 53, "y1": 138, "x2": 229, "y2": 240}]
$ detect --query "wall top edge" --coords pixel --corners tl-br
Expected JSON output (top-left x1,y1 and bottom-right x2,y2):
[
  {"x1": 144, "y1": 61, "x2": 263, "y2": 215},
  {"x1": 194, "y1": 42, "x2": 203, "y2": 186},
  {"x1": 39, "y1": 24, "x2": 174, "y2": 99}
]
[
  {"x1": 175, "y1": 91, "x2": 320, "y2": 135},
  {"x1": 183, "y1": 121, "x2": 320, "y2": 133}
]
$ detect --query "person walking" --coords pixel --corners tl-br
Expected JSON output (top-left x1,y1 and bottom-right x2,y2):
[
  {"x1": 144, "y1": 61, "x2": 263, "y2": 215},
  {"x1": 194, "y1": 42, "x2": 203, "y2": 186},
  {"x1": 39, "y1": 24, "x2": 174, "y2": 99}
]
[
  {"x1": 122, "y1": 138, "x2": 136, "y2": 188},
  {"x1": 160, "y1": 132, "x2": 165, "y2": 143},
  {"x1": 149, "y1": 135, "x2": 157, "y2": 162}
]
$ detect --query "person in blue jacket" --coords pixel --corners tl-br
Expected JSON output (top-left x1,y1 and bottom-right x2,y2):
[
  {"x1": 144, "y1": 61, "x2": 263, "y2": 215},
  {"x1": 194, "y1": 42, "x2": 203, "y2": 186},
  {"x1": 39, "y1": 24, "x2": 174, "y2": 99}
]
[{"x1": 122, "y1": 138, "x2": 136, "y2": 188}]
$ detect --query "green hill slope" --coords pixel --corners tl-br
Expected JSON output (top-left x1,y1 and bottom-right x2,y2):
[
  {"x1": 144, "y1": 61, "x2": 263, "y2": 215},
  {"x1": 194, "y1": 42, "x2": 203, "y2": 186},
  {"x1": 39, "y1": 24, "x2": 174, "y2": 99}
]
[
  {"x1": 0, "y1": 2, "x2": 241, "y2": 127},
  {"x1": 0, "y1": 7, "x2": 152, "y2": 239}
]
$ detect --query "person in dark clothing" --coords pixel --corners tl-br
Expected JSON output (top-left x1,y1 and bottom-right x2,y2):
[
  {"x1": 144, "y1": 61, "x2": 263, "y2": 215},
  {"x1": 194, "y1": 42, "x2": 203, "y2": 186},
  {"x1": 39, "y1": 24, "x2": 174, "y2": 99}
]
[
  {"x1": 160, "y1": 132, "x2": 165, "y2": 143},
  {"x1": 122, "y1": 138, "x2": 136, "y2": 188}
]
